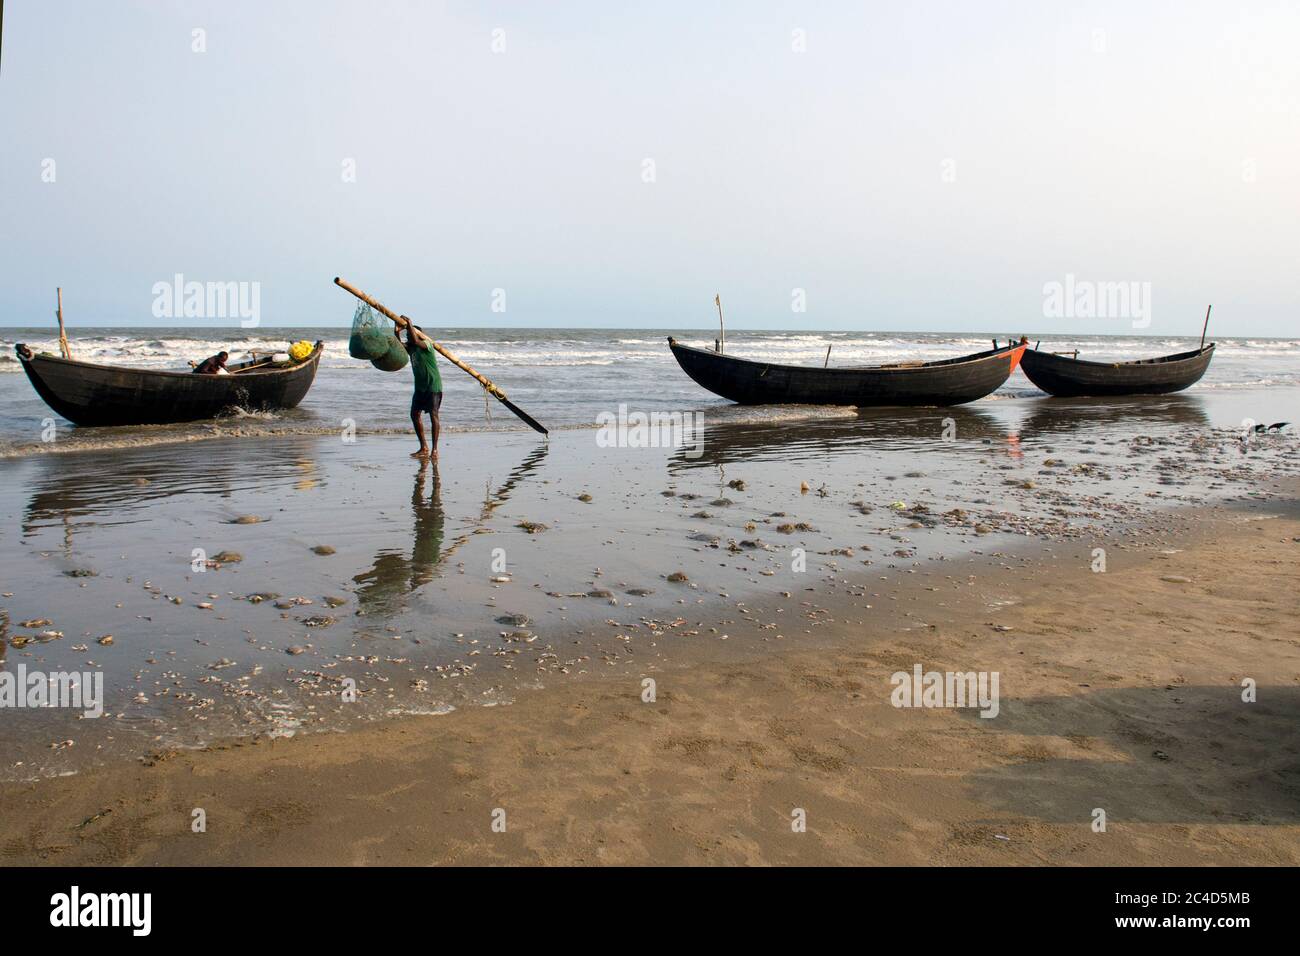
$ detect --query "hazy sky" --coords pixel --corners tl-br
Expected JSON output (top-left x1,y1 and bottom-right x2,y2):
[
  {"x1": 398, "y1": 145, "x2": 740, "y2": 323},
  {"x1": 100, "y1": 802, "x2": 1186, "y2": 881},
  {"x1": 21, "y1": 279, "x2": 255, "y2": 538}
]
[{"x1": 1, "y1": 1, "x2": 1296, "y2": 335}]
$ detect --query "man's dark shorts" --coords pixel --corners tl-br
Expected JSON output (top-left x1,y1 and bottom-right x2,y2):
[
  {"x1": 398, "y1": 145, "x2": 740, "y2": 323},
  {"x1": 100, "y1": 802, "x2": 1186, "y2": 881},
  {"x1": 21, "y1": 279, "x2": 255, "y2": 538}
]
[{"x1": 411, "y1": 390, "x2": 443, "y2": 415}]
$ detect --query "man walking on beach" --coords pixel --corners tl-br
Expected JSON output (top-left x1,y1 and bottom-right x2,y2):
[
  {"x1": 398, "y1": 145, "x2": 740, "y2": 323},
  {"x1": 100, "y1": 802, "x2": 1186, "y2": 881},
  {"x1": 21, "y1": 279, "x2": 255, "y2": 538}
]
[{"x1": 402, "y1": 322, "x2": 442, "y2": 460}]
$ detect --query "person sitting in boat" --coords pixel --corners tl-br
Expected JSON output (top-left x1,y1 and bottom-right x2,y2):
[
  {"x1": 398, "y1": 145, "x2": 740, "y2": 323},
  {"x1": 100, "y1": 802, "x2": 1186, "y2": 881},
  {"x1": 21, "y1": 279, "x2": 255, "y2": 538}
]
[
  {"x1": 193, "y1": 351, "x2": 229, "y2": 375},
  {"x1": 403, "y1": 323, "x2": 441, "y2": 460}
]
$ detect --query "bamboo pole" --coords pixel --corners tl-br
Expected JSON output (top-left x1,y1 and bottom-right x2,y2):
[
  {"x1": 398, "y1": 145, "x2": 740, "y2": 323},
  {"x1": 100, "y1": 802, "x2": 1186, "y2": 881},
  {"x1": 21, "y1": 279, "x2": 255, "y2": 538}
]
[
  {"x1": 55, "y1": 287, "x2": 70, "y2": 359},
  {"x1": 333, "y1": 277, "x2": 547, "y2": 435},
  {"x1": 824, "y1": 344, "x2": 832, "y2": 367},
  {"x1": 1200, "y1": 304, "x2": 1212, "y2": 350},
  {"x1": 714, "y1": 294, "x2": 725, "y2": 353}
]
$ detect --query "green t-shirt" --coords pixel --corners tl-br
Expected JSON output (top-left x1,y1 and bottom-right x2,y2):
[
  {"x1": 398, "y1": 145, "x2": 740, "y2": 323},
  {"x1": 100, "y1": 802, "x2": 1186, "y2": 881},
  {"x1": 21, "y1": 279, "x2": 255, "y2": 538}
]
[{"x1": 409, "y1": 339, "x2": 441, "y2": 392}]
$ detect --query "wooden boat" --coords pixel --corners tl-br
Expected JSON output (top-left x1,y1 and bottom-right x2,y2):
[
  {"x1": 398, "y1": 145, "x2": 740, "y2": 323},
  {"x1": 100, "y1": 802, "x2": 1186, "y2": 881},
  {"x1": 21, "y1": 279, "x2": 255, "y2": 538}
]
[
  {"x1": 1018, "y1": 344, "x2": 1214, "y2": 397},
  {"x1": 667, "y1": 337, "x2": 1026, "y2": 407},
  {"x1": 14, "y1": 342, "x2": 325, "y2": 426}
]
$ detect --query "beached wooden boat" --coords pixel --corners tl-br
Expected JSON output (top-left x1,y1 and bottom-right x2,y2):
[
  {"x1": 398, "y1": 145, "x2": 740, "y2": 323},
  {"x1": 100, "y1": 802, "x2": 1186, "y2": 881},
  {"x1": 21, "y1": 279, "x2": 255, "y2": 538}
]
[
  {"x1": 1019, "y1": 344, "x2": 1214, "y2": 397},
  {"x1": 667, "y1": 338, "x2": 1026, "y2": 407},
  {"x1": 13, "y1": 342, "x2": 325, "y2": 426}
]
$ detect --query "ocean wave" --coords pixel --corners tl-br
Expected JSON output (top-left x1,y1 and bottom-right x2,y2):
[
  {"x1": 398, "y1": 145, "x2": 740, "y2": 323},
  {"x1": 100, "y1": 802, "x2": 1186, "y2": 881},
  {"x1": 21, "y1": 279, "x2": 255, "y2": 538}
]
[
  {"x1": 225, "y1": 407, "x2": 282, "y2": 421},
  {"x1": 1192, "y1": 377, "x2": 1298, "y2": 390}
]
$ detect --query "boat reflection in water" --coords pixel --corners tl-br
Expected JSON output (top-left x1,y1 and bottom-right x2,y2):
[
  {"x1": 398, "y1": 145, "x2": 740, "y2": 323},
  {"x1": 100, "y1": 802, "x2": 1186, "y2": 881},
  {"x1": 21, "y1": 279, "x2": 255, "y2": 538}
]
[
  {"x1": 1019, "y1": 394, "x2": 1210, "y2": 437},
  {"x1": 20, "y1": 437, "x2": 331, "y2": 546},
  {"x1": 668, "y1": 405, "x2": 1013, "y2": 474}
]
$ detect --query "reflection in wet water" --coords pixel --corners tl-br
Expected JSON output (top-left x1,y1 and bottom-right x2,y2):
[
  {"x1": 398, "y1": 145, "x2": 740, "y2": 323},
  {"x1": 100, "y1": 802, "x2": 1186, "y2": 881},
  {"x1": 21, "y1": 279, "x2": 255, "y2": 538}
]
[
  {"x1": 463, "y1": 441, "x2": 550, "y2": 526},
  {"x1": 667, "y1": 396, "x2": 1220, "y2": 474},
  {"x1": 21, "y1": 438, "x2": 329, "y2": 541},
  {"x1": 670, "y1": 405, "x2": 1011, "y2": 472},
  {"x1": 353, "y1": 462, "x2": 447, "y2": 615},
  {"x1": 352, "y1": 443, "x2": 550, "y2": 616},
  {"x1": 1020, "y1": 394, "x2": 1210, "y2": 436}
]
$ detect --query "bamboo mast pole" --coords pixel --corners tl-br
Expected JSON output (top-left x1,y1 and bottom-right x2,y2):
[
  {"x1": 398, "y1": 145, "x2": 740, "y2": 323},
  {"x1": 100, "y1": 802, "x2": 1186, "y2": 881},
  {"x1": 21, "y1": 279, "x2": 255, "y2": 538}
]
[
  {"x1": 56, "y1": 287, "x2": 70, "y2": 359},
  {"x1": 714, "y1": 294, "x2": 726, "y2": 354}
]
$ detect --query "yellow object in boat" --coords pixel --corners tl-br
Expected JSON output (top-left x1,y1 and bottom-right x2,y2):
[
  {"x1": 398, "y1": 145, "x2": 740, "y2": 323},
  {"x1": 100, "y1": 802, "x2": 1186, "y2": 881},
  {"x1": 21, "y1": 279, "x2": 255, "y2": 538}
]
[{"x1": 289, "y1": 340, "x2": 313, "y2": 362}]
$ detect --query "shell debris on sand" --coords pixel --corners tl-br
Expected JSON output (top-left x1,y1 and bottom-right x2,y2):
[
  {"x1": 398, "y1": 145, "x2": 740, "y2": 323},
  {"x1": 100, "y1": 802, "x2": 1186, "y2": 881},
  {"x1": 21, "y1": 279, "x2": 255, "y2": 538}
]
[{"x1": 496, "y1": 613, "x2": 533, "y2": 628}]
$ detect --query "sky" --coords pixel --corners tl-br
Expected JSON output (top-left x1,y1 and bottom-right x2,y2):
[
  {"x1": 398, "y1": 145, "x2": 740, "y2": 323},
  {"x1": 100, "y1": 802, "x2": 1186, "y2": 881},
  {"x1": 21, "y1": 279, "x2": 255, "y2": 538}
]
[{"x1": 0, "y1": 0, "x2": 1296, "y2": 335}]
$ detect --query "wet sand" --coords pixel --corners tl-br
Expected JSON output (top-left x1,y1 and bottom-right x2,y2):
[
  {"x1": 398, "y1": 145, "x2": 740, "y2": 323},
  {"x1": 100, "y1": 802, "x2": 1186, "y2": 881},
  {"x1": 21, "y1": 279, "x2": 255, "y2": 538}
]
[
  {"x1": 1, "y1": 498, "x2": 1297, "y2": 865},
  {"x1": 2, "y1": 396, "x2": 1297, "y2": 775}
]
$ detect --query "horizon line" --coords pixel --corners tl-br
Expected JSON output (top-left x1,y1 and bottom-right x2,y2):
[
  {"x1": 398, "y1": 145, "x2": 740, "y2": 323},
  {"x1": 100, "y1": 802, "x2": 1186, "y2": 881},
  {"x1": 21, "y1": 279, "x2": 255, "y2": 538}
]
[{"x1": 0, "y1": 324, "x2": 1288, "y2": 341}]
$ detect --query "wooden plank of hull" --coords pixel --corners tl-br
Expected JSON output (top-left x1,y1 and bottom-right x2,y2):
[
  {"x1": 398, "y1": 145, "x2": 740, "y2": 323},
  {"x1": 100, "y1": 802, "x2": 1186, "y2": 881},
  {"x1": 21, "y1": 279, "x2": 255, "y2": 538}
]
[
  {"x1": 667, "y1": 338, "x2": 1025, "y2": 407},
  {"x1": 1019, "y1": 345, "x2": 1214, "y2": 397},
  {"x1": 15, "y1": 343, "x2": 324, "y2": 426}
]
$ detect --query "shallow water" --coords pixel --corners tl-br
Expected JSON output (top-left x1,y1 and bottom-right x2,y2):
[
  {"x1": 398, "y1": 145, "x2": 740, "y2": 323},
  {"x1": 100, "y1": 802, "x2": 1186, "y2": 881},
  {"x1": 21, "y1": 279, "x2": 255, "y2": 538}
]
[
  {"x1": 2, "y1": 327, "x2": 1296, "y2": 456},
  {"x1": 1, "y1": 382, "x2": 1296, "y2": 777}
]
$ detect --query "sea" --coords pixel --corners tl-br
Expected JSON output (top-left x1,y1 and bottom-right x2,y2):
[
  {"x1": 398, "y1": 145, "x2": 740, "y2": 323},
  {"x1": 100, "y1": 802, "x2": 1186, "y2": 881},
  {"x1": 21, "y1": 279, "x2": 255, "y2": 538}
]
[{"x1": 2, "y1": 327, "x2": 1297, "y2": 456}]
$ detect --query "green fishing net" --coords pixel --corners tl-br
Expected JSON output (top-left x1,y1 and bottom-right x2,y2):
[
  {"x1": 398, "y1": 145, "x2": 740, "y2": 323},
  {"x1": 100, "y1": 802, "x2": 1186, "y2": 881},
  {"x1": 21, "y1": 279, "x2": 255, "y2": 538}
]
[
  {"x1": 348, "y1": 303, "x2": 409, "y2": 372},
  {"x1": 371, "y1": 337, "x2": 410, "y2": 371}
]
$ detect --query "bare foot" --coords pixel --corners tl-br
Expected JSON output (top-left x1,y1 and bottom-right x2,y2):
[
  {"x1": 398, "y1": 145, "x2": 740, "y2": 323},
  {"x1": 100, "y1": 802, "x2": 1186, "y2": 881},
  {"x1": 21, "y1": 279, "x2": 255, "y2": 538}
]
[{"x1": 410, "y1": 448, "x2": 430, "y2": 459}]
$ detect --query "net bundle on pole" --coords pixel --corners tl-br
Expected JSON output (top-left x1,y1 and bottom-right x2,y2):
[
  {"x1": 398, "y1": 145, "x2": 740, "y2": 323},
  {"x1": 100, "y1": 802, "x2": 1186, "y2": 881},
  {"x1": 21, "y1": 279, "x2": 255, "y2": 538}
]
[{"x1": 347, "y1": 302, "x2": 409, "y2": 372}]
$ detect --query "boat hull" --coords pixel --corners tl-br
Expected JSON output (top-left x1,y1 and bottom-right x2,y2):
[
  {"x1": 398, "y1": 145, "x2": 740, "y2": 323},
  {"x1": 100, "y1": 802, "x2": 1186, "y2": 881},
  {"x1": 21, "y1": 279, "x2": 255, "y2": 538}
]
[
  {"x1": 1019, "y1": 345, "x2": 1214, "y2": 397},
  {"x1": 667, "y1": 338, "x2": 1025, "y2": 407},
  {"x1": 15, "y1": 343, "x2": 324, "y2": 426}
]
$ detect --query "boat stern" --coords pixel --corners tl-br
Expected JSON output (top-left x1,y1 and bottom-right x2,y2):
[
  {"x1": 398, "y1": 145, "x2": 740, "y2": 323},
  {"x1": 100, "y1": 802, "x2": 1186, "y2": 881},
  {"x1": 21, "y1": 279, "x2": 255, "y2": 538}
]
[{"x1": 1008, "y1": 341, "x2": 1027, "y2": 372}]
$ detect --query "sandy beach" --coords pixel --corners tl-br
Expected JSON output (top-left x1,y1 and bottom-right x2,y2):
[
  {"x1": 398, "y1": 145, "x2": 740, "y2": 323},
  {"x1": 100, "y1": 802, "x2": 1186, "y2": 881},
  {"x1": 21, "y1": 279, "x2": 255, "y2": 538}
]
[
  {"x1": 2, "y1": 391, "x2": 1297, "y2": 769},
  {"x1": 1, "y1": 492, "x2": 1296, "y2": 865},
  {"x1": 3, "y1": 366, "x2": 1298, "y2": 869}
]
